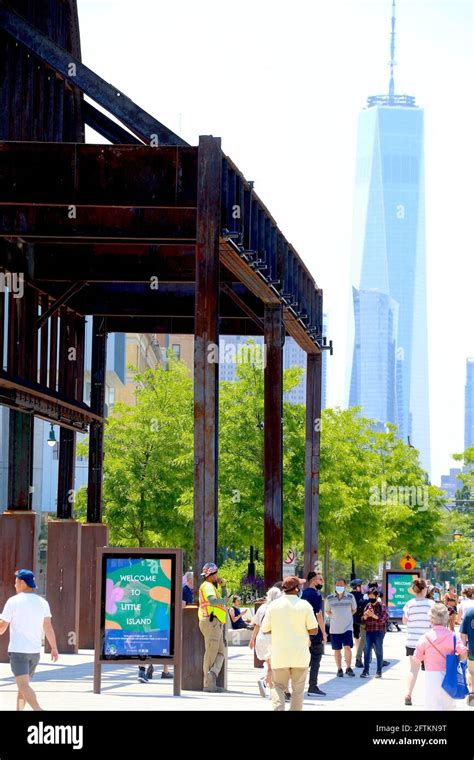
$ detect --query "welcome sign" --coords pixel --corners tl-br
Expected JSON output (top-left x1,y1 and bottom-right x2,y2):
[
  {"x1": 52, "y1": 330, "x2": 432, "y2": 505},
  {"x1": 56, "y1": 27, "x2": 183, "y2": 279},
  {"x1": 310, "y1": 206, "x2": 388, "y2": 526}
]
[
  {"x1": 384, "y1": 569, "x2": 422, "y2": 619},
  {"x1": 103, "y1": 556, "x2": 173, "y2": 658},
  {"x1": 94, "y1": 548, "x2": 183, "y2": 695}
]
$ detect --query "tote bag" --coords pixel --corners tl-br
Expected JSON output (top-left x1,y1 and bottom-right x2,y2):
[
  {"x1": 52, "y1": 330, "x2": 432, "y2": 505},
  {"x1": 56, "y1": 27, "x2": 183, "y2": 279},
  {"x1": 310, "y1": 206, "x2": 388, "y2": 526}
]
[{"x1": 441, "y1": 635, "x2": 469, "y2": 700}]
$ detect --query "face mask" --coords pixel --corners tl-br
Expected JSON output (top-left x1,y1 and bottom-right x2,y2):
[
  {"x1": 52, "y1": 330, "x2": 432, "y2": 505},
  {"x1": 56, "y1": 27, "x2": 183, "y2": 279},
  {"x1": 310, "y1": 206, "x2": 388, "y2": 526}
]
[
  {"x1": 368, "y1": 598, "x2": 377, "y2": 604},
  {"x1": 433, "y1": 595, "x2": 439, "y2": 601},
  {"x1": 335, "y1": 586, "x2": 345, "y2": 594},
  {"x1": 315, "y1": 584, "x2": 323, "y2": 591}
]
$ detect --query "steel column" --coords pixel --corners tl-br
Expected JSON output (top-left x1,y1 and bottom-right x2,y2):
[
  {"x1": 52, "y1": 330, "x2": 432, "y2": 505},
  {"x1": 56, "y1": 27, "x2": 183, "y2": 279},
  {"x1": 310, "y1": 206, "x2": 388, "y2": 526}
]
[
  {"x1": 263, "y1": 304, "x2": 284, "y2": 588},
  {"x1": 193, "y1": 135, "x2": 222, "y2": 589},
  {"x1": 303, "y1": 352, "x2": 322, "y2": 577},
  {"x1": 87, "y1": 317, "x2": 107, "y2": 523}
]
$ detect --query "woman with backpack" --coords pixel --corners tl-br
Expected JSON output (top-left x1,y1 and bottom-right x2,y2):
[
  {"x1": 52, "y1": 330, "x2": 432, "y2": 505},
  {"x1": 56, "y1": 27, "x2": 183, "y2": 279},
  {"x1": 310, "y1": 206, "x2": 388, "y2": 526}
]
[{"x1": 414, "y1": 603, "x2": 467, "y2": 710}]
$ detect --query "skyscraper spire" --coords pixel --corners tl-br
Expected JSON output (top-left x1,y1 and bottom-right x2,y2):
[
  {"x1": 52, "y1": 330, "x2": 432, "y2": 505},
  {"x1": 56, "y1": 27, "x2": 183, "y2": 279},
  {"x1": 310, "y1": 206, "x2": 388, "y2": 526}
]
[{"x1": 389, "y1": 0, "x2": 396, "y2": 102}]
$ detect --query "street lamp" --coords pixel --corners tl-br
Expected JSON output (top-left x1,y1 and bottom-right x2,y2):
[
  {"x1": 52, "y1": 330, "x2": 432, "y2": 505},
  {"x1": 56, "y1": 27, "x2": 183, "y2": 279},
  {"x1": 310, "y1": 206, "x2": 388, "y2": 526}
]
[{"x1": 47, "y1": 424, "x2": 57, "y2": 447}]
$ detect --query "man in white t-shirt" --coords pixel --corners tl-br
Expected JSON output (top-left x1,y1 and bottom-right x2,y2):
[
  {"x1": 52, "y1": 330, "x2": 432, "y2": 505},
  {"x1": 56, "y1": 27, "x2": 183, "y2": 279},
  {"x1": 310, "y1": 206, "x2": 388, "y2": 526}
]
[{"x1": 0, "y1": 569, "x2": 58, "y2": 711}]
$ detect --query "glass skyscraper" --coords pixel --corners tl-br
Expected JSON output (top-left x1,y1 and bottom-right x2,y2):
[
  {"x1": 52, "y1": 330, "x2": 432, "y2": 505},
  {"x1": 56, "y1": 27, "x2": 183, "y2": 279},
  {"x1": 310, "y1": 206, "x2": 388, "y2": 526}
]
[
  {"x1": 349, "y1": 1, "x2": 431, "y2": 473},
  {"x1": 464, "y1": 358, "x2": 474, "y2": 450}
]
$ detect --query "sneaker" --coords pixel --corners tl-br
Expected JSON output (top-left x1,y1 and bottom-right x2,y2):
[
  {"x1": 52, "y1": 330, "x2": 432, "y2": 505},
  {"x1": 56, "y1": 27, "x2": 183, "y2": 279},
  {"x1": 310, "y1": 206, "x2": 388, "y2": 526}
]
[
  {"x1": 404, "y1": 695, "x2": 412, "y2": 706},
  {"x1": 161, "y1": 671, "x2": 173, "y2": 679},
  {"x1": 258, "y1": 677, "x2": 266, "y2": 698},
  {"x1": 206, "y1": 670, "x2": 217, "y2": 692},
  {"x1": 284, "y1": 691, "x2": 291, "y2": 701},
  {"x1": 337, "y1": 668, "x2": 344, "y2": 677},
  {"x1": 360, "y1": 671, "x2": 369, "y2": 678},
  {"x1": 138, "y1": 668, "x2": 148, "y2": 684},
  {"x1": 355, "y1": 659, "x2": 364, "y2": 668},
  {"x1": 382, "y1": 660, "x2": 390, "y2": 667},
  {"x1": 345, "y1": 667, "x2": 355, "y2": 677},
  {"x1": 146, "y1": 665, "x2": 154, "y2": 680},
  {"x1": 375, "y1": 671, "x2": 382, "y2": 678},
  {"x1": 307, "y1": 686, "x2": 326, "y2": 696}
]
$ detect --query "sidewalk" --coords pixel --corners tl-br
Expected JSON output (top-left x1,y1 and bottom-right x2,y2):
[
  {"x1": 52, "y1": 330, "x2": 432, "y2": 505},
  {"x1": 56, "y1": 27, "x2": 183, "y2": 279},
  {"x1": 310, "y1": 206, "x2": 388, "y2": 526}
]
[{"x1": 0, "y1": 628, "x2": 469, "y2": 711}]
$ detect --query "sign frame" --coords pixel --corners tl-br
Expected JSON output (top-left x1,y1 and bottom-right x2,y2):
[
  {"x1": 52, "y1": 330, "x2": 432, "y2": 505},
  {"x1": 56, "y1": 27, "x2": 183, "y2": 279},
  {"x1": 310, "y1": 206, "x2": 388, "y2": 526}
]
[
  {"x1": 383, "y1": 568, "x2": 423, "y2": 621},
  {"x1": 93, "y1": 547, "x2": 183, "y2": 695}
]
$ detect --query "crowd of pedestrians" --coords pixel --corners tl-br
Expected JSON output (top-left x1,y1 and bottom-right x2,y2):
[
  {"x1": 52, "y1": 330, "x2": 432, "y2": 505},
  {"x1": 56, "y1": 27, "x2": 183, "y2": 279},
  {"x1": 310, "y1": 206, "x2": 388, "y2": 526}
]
[{"x1": 0, "y1": 562, "x2": 472, "y2": 712}]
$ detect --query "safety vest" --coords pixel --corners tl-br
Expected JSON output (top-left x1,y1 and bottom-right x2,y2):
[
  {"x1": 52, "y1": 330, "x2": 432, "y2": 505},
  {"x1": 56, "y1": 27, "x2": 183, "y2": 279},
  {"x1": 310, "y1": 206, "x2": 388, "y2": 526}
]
[{"x1": 198, "y1": 581, "x2": 226, "y2": 624}]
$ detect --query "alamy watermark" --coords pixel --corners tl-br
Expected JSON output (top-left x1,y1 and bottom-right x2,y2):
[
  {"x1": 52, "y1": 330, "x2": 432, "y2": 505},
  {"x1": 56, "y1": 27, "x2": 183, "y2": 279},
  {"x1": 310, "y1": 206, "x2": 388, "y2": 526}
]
[
  {"x1": 207, "y1": 340, "x2": 266, "y2": 368},
  {"x1": 0, "y1": 272, "x2": 24, "y2": 299},
  {"x1": 369, "y1": 480, "x2": 428, "y2": 511}
]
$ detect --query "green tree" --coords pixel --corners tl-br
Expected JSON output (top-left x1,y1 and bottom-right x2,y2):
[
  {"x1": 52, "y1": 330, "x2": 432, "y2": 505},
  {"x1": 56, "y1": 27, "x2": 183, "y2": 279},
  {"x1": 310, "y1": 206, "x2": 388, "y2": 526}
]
[{"x1": 78, "y1": 357, "x2": 194, "y2": 549}]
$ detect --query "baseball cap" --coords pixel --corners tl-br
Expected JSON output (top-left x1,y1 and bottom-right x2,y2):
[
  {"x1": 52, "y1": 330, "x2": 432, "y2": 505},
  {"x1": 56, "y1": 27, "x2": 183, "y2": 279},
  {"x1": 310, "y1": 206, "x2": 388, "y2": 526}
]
[
  {"x1": 350, "y1": 578, "x2": 363, "y2": 587},
  {"x1": 201, "y1": 562, "x2": 218, "y2": 578},
  {"x1": 282, "y1": 576, "x2": 301, "y2": 592},
  {"x1": 15, "y1": 569, "x2": 36, "y2": 588}
]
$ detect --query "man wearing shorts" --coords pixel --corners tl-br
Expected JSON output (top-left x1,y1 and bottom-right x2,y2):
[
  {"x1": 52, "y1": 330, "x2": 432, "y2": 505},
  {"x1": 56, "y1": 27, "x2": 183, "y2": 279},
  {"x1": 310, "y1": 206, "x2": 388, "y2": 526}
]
[
  {"x1": 0, "y1": 569, "x2": 58, "y2": 710},
  {"x1": 325, "y1": 578, "x2": 357, "y2": 677}
]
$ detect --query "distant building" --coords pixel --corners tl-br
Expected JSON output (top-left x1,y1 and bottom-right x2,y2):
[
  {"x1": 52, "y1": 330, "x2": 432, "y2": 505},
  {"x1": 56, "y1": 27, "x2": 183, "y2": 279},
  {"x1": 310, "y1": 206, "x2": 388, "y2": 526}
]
[
  {"x1": 464, "y1": 358, "x2": 474, "y2": 450},
  {"x1": 439, "y1": 468, "x2": 463, "y2": 503},
  {"x1": 349, "y1": 1, "x2": 430, "y2": 473}
]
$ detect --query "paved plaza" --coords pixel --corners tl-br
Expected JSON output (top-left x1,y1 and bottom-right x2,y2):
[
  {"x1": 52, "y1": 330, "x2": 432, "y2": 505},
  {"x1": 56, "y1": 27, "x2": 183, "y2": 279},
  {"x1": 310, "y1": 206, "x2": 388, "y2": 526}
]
[{"x1": 0, "y1": 627, "x2": 470, "y2": 712}]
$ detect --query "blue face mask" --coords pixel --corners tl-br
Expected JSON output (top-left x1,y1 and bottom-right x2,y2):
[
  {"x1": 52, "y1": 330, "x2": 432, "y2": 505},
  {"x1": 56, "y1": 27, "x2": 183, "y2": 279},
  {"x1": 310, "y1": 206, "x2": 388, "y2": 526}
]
[{"x1": 335, "y1": 586, "x2": 345, "y2": 594}]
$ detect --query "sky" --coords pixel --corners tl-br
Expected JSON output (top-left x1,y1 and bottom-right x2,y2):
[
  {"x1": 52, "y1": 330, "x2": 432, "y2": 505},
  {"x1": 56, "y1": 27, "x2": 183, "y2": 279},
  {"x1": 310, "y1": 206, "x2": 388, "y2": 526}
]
[{"x1": 77, "y1": 0, "x2": 474, "y2": 485}]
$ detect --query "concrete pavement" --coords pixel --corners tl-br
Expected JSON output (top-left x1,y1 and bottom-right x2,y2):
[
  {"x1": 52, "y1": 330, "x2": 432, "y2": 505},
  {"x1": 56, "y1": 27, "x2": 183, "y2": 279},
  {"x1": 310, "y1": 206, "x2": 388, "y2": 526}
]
[{"x1": 0, "y1": 627, "x2": 470, "y2": 711}]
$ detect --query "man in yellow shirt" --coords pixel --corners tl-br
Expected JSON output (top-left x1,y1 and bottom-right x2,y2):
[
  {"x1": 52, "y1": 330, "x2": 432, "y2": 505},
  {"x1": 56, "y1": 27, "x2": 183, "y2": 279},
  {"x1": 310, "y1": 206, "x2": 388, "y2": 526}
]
[
  {"x1": 198, "y1": 562, "x2": 228, "y2": 692},
  {"x1": 262, "y1": 575, "x2": 318, "y2": 710}
]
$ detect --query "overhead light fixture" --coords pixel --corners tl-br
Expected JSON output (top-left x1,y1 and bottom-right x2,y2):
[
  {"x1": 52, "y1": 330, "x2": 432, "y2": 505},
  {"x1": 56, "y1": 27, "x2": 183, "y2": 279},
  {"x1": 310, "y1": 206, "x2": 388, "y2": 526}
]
[{"x1": 47, "y1": 424, "x2": 57, "y2": 448}]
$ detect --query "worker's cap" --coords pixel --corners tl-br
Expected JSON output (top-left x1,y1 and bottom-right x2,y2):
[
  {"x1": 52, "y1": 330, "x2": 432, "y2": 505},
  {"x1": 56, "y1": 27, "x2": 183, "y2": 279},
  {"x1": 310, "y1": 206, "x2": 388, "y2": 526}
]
[
  {"x1": 350, "y1": 578, "x2": 363, "y2": 588},
  {"x1": 282, "y1": 576, "x2": 301, "y2": 592},
  {"x1": 201, "y1": 562, "x2": 218, "y2": 578},
  {"x1": 15, "y1": 569, "x2": 36, "y2": 588}
]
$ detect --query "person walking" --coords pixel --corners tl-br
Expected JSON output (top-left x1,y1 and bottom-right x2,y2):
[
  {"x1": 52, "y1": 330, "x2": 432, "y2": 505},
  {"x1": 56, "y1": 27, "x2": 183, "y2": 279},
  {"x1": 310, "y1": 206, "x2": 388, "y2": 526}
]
[
  {"x1": 444, "y1": 586, "x2": 458, "y2": 632},
  {"x1": 457, "y1": 586, "x2": 474, "y2": 625},
  {"x1": 198, "y1": 562, "x2": 228, "y2": 692},
  {"x1": 0, "y1": 569, "x2": 58, "y2": 711},
  {"x1": 350, "y1": 579, "x2": 366, "y2": 668},
  {"x1": 460, "y1": 605, "x2": 474, "y2": 698},
  {"x1": 261, "y1": 575, "x2": 317, "y2": 711},
  {"x1": 414, "y1": 603, "x2": 467, "y2": 710},
  {"x1": 325, "y1": 578, "x2": 357, "y2": 677},
  {"x1": 402, "y1": 578, "x2": 434, "y2": 705},
  {"x1": 302, "y1": 571, "x2": 327, "y2": 696},
  {"x1": 249, "y1": 586, "x2": 282, "y2": 697},
  {"x1": 360, "y1": 587, "x2": 388, "y2": 678}
]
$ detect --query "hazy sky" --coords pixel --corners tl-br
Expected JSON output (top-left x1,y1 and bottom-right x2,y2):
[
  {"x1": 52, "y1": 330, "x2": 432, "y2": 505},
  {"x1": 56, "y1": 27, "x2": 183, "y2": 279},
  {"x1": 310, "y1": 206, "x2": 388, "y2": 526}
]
[{"x1": 77, "y1": 0, "x2": 474, "y2": 485}]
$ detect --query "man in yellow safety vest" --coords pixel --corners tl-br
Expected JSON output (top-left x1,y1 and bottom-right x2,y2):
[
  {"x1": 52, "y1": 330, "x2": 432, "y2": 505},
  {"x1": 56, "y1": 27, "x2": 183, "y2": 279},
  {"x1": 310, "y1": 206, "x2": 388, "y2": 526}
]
[{"x1": 198, "y1": 562, "x2": 228, "y2": 692}]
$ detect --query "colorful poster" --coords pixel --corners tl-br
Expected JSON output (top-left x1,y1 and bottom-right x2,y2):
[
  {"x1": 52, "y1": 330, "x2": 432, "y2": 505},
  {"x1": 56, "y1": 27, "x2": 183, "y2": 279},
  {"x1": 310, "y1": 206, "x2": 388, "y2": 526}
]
[
  {"x1": 103, "y1": 556, "x2": 173, "y2": 657},
  {"x1": 386, "y1": 571, "x2": 421, "y2": 619}
]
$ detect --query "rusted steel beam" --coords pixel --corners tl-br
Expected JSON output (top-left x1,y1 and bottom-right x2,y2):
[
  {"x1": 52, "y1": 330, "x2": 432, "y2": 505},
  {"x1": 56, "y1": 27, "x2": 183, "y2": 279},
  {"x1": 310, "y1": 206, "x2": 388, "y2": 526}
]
[
  {"x1": 48, "y1": 306, "x2": 58, "y2": 392},
  {"x1": 303, "y1": 353, "x2": 322, "y2": 578},
  {"x1": 0, "y1": 205, "x2": 196, "y2": 242},
  {"x1": 56, "y1": 427, "x2": 76, "y2": 519},
  {"x1": 39, "y1": 293, "x2": 49, "y2": 386},
  {"x1": 0, "y1": 2, "x2": 187, "y2": 146},
  {"x1": 220, "y1": 282, "x2": 263, "y2": 330},
  {"x1": 219, "y1": 242, "x2": 280, "y2": 305},
  {"x1": 87, "y1": 317, "x2": 107, "y2": 524},
  {"x1": 263, "y1": 304, "x2": 284, "y2": 588},
  {"x1": 0, "y1": 143, "x2": 197, "y2": 206},
  {"x1": 82, "y1": 101, "x2": 142, "y2": 145},
  {"x1": 35, "y1": 280, "x2": 86, "y2": 329},
  {"x1": 31, "y1": 242, "x2": 195, "y2": 280},
  {"x1": 7, "y1": 408, "x2": 33, "y2": 510},
  {"x1": 104, "y1": 315, "x2": 262, "y2": 336},
  {"x1": 194, "y1": 136, "x2": 222, "y2": 586}
]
